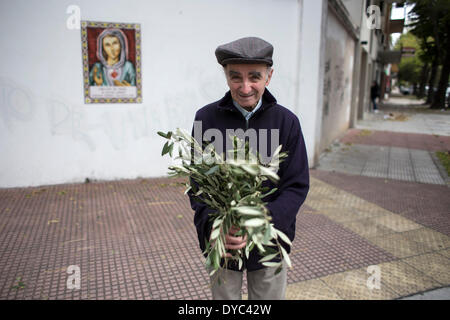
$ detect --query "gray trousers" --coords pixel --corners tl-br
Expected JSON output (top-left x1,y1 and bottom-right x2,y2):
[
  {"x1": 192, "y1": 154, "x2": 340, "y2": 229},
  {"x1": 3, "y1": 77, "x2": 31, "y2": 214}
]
[{"x1": 209, "y1": 263, "x2": 287, "y2": 300}]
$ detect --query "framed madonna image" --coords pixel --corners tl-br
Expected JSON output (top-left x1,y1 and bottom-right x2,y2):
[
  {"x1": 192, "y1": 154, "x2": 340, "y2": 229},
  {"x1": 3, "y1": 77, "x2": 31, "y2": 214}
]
[{"x1": 81, "y1": 21, "x2": 142, "y2": 103}]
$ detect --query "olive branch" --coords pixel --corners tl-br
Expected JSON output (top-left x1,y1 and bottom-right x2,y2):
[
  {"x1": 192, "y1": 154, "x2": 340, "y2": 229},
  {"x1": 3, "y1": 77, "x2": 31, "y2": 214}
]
[{"x1": 158, "y1": 128, "x2": 292, "y2": 280}]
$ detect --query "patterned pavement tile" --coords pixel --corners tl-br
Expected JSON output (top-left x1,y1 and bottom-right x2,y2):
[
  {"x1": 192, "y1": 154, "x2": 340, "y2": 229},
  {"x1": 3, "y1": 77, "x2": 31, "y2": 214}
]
[
  {"x1": 292, "y1": 213, "x2": 396, "y2": 278},
  {"x1": 377, "y1": 260, "x2": 442, "y2": 297},
  {"x1": 340, "y1": 218, "x2": 396, "y2": 238},
  {"x1": 304, "y1": 197, "x2": 343, "y2": 212},
  {"x1": 287, "y1": 260, "x2": 317, "y2": 283},
  {"x1": 285, "y1": 278, "x2": 341, "y2": 300},
  {"x1": 369, "y1": 213, "x2": 423, "y2": 233},
  {"x1": 0, "y1": 166, "x2": 447, "y2": 300},
  {"x1": 290, "y1": 243, "x2": 351, "y2": 279},
  {"x1": 339, "y1": 129, "x2": 450, "y2": 152},
  {"x1": 307, "y1": 178, "x2": 393, "y2": 219},
  {"x1": 314, "y1": 207, "x2": 372, "y2": 223},
  {"x1": 367, "y1": 233, "x2": 435, "y2": 259},
  {"x1": 400, "y1": 228, "x2": 450, "y2": 251},
  {"x1": 437, "y1": 248, "x2": 450, "y2": 259},
  {"x1": 320, "y1": 268, "x2": 398, "y2": 300},
  {"x1": 311, "y1": 170, "x2": 450, "y2": 237},
  {"x1": 403, "y1": 253, "x2": 450, "y2": 285}
]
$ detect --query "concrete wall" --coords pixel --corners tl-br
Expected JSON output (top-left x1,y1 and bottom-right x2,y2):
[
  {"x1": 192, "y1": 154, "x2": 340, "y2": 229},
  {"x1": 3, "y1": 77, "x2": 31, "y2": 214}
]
[
  {"x1": 341, "y1": 0, "x2": 363, "y2": 28},
  {"x1": 320, "y1": 7, "x2": 355, "y2": 152},
  {"x1": 296, "y1": 0, "x2": 327, "y2": 166},
  {"x1": 0, "y1": 0, "x2": 313, "y2": 188}
]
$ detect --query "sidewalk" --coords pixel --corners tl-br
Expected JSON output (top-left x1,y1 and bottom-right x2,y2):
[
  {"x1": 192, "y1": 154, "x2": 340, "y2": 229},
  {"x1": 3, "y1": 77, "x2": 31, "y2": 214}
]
[{"x1": 0, "y1": 97, "x2": 449, "y2": 300}]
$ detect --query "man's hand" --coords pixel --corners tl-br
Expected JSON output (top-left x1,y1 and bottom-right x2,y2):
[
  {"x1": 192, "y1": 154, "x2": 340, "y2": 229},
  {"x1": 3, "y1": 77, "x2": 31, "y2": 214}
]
[
  {"x1": 224, "y1": 225, "x2": 247, "y2": 258},
  {"x1": 209, "y1": 225, "x2": 248, "y2": 258}
]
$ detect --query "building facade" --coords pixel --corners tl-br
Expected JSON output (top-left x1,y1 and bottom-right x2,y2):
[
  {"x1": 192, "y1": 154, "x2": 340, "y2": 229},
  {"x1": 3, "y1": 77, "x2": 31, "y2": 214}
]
[{"x1": 0, "y1": 0, "x2": 400, "y2": 188}]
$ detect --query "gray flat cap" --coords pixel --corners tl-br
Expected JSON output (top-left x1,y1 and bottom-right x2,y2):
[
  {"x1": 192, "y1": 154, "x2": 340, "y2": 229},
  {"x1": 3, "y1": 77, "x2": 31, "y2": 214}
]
[{"x1": 215, "y1": 37, "x2": 273, "y2": 66}]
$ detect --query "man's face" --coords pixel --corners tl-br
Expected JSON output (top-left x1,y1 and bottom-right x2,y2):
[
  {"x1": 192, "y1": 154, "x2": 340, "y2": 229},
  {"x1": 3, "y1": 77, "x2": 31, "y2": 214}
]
[{"x1": 225, "y1": 63, "x2": 273, "y2": 110}]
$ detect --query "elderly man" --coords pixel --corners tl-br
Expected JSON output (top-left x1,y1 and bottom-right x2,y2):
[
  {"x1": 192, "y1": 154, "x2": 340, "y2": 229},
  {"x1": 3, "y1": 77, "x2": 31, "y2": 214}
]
[{"x1": 188, "y1": 37, "x2": 309, "y2": 300}]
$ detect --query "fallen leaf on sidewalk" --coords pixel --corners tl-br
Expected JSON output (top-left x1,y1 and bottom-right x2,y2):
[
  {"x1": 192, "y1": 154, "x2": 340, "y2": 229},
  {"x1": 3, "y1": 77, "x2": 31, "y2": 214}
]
[
  {"x1": 384, "y1": 112, "x2": 409, "y2": 121},
  {"x1": 11, "y1": 277, "x2": 25, "y2": 290},
  {"x1": 358, "y1": 129, "x2": 372, "y2": 137}
]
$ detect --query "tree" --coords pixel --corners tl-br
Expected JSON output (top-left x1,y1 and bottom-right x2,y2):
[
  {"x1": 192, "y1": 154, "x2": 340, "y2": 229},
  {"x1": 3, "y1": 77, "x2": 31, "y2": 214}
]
[
  {"x1": 394, "y1": 32, "x2": 423, "y2": 88},
  {"x1": 407, "y1": 0, "x2": 450, "y2": 108}
]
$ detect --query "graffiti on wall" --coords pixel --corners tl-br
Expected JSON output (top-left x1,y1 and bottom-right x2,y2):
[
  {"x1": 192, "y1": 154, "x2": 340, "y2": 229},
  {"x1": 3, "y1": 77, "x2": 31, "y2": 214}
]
[{"x1": 322, "y1": 40, "x2": 351, "y2": 117}]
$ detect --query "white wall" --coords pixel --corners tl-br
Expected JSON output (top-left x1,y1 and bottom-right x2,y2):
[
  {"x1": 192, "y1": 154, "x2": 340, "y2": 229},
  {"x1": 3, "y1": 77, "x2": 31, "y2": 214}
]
[
  {"x1": 296, "y1": 0, "x2": 327, "y2": 166},
  {"x1": 320, "y1": 8, "x2": 355, "y2": 151},
  {"x1": 0, "y1": 0, "x2": 313, "y2": 188},
  {"x1": 341, "y1": 0, "x2": 363, "y2": 29}
]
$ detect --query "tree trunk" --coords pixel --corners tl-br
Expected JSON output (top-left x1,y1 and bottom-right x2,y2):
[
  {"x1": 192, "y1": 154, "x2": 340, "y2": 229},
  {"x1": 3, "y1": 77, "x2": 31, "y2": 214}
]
[
  {"x1": 426, "y1": 56, "x2": 438, "y2": 104},
  {"x1": 427, "y1": 1, "x2": 441, "y2": 105},
  {"x1": 417, "y1": 62, "x2": 429, "y2": 99},
  {"x1": 431, "y1": 40, "x2": 450, "y2": 109}
]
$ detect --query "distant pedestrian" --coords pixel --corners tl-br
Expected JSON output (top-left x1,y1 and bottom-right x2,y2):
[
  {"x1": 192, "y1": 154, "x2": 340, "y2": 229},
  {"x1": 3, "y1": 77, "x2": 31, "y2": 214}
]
[{"x1": 370, "y1": 81, "x2": 380, "y2": 113}]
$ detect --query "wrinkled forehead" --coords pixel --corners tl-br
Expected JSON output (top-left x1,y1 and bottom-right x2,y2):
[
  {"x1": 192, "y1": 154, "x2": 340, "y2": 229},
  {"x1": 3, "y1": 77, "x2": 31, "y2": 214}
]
[{"x1": 225, "y1": 63, "x2": 270, "y2": 74}]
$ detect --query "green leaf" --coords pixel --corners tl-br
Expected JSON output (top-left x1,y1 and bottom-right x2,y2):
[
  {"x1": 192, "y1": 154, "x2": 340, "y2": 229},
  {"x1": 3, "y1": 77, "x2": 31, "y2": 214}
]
[
  {"x1": 264, "y1": 246, "x2": 278, "y2": 255},
  {"x1": 241, "y1": 164, "x2": 259, "y2": 176},
  {"x1": 254, "y1": 239, "x2": 266, "y2": 253},
  {"x1": 244, "y1": 218, "x2": 265, "y2": 228},
  {"x1": 245, "y1": 241, "x2": 254, "y2": 259},
  {"x1": 204, "y1": 238, "x2": 211, "y2": 253},
  {"x1": 259, "y1": 166, "x2": 279, "y2": 182},
  {"x1": 272, "y1": 144, "x2": 283, "y2": 159},
  {"x1": 157, "y1": 131, "x2": 168, "y2": 139},
  {"x1": 168, "y1": 142, "x2": 174, "y2": 157},
  {"x1": 262, "y1": 262, "x2": 281, "y2": 268},
  {"x1": 212, "y1": 218, "x2": 223, "y2": 229},
  {"x1": 212, "y1": 249, "x2": 220, "y2": 269},
  {"x1": 184, "y1": 186, "x2": 192, "y2": 195},
  {"x1": 205, "y1": 165, "x2": 219, "y2": 176},
  {"x1": 233, "y1": 206, "x2": 263, "y2": 216},
  {"x1": 263, "y1": 224, "x2": 272, "y2": 244},
  {"x1": 258, "y1": 253, "x2": 278, "y2": 263},
  {"x1": 162, "y1": 141, "x2": 170, "y2": 156},
  {"x1": 261, "y1": 188, "x2": 278, "y2": 198},
  {"x1": 210, "y1": 228, "x2": 220, "y2": 240},
  {"x1": 274, "y1": 265, "x2": 283, "y2": 275},
  {"x1": 280, "y1": 246, "x2": 292, "y2": 268},
  {"x1": 275, "y1": 229, "x2": 292, "y2": 247}
]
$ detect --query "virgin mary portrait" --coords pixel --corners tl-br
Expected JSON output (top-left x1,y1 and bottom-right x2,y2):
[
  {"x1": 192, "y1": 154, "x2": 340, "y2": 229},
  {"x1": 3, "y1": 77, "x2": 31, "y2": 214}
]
[{"x1": 89, "y1": 28, "x2": 136, "y2": 87}]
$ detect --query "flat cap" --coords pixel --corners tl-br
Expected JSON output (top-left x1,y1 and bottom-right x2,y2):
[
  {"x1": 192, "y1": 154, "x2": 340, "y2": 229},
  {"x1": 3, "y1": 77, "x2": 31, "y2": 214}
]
[{"x1": 215, "y1": 37, "x2": 273, "y2": 66}]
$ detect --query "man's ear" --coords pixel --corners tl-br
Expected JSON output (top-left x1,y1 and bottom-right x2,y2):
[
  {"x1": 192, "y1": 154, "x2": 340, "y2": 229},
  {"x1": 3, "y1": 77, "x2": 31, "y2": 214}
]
[{"x1": 265, "y1": 68, "x2": 274, "y2": 86}]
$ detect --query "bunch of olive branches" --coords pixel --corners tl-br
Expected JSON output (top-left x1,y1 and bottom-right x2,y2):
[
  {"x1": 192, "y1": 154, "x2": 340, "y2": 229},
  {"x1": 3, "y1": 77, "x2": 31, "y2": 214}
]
[{"x1": 158, "y1": 128, "x2": 292, "y2": 279}]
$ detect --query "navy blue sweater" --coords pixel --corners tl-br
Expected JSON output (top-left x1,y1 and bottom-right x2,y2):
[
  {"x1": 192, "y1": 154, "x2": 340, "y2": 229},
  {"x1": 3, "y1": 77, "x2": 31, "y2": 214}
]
[{"x1": 189, "y1": 89, "x2": 309, "y2": 271}]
